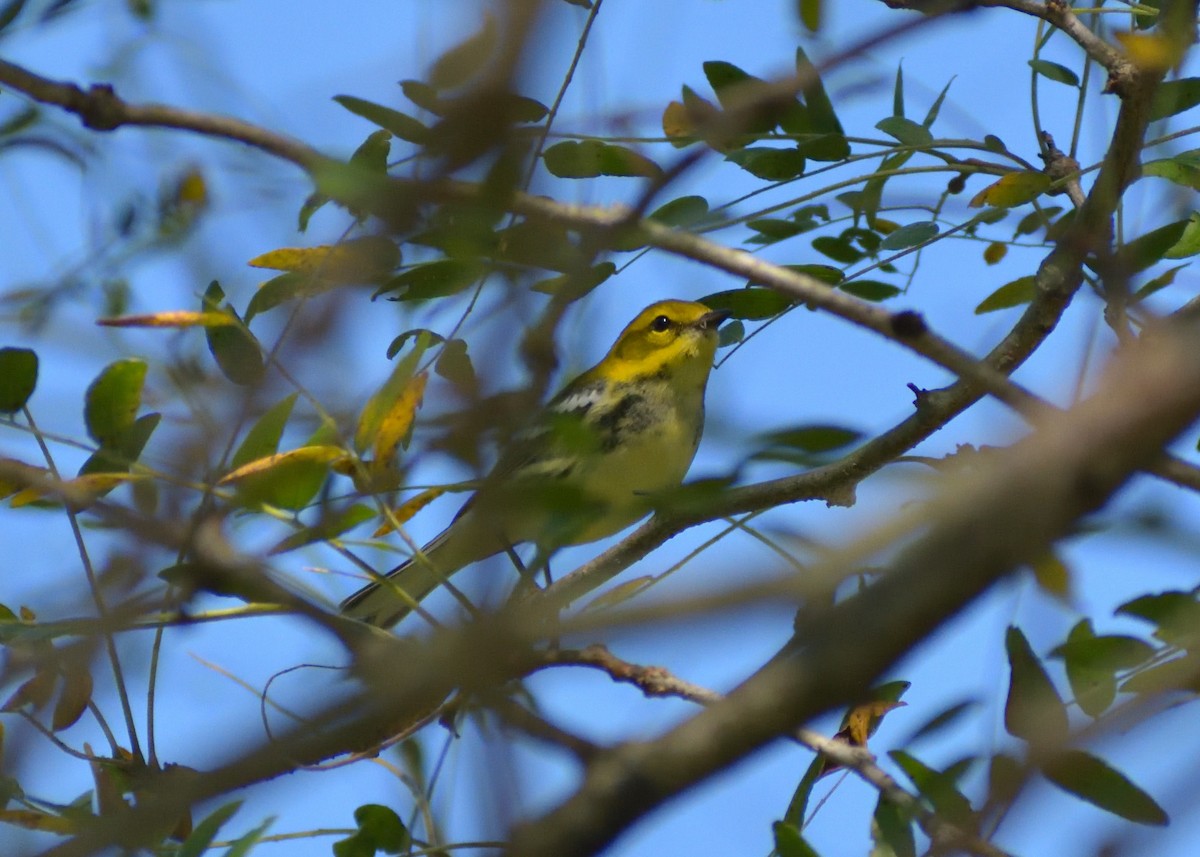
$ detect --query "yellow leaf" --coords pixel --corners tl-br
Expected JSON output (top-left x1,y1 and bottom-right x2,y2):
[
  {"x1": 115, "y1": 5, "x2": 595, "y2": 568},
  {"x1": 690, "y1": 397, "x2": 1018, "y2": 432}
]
[
  {"x1": 1031, "y1": 551, "x2": 1072, "y2": 601},
  {"x1": 983, "y1": 242, "x2": 1008, "y2": 265},
  {"x1": 1115, "y1": 31, "x2": 1185, "y2": 72},
  {"x1": 176, "y1": 167, "x2": 208, "y2": 207},
  {"x1": 247, "y1": 236, "x2": 399, "y2": 283},
  {"x1": 969, "y1": 172, "x2": 1052, "y2": 208},
  {"x1": 0, "y1": 808, "x2": 76, "y2": 834},
  {"x1": 662, "y1": 100, "x2": 695, "y2": 142},
  {"x1": 9, "y1": 473, "x2": 137, "y2": 509},
  {"x1": 373, "y1": 486, "x2": 448, "y2": 537},
  {"x1": 97, "y1": 311, "x2": 235, "y2": 329},
  {"x1": 0, "y1": 457, "x2": 48, "y2": 500},
  {"x1": 372, "y1": 371, "x2": 427, "y2": 473},
  {"x1": 218, "y1": 445, "x2": 347, "y2": 485}
]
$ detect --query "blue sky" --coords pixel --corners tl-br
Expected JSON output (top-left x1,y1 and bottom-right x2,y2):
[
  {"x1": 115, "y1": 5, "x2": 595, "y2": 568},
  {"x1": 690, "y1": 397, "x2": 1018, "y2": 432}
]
[{"x1": 2, "y1": 1, "x2": 1200, "y2": 855}]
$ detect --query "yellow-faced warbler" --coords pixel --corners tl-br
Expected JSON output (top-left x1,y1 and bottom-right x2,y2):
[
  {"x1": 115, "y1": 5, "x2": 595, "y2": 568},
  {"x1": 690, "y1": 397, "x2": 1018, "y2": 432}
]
[{"x1": 341, "y1": 300, "x2": 730, "y2": 627}]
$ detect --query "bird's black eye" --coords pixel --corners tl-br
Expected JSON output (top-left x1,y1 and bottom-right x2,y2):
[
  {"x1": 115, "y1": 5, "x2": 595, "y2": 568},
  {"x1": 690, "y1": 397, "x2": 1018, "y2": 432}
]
[{"x1": 651, "y1": 315, "x2": 671, "y2": 332}]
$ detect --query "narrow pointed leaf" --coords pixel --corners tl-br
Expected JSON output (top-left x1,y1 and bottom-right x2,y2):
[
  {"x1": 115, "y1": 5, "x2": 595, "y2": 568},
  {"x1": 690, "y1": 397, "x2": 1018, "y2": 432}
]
[{"x1": 1043, "y1": 750, "x2": 1167, "y2": 826}]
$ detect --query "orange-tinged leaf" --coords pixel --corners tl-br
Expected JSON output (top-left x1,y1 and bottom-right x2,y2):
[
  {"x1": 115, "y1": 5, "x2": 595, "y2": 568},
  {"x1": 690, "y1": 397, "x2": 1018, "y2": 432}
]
[
  {"x1": 842, "y1": 699, "x2": 906, "y2": 746},
  {"x1": 0, "y1": 808, "x2": 76, "y2": 834},
  {"x1": 52, "y1": 667, "x2": 93, "y2": 731},
  {"x1": 97, "y1": 311, "x2": 235, "y2": 329},
  {"x1": 372, "y1": 371, "x2": 427, "y2": 472},
  {"x1": 218, "y1": 445, "x2": 347, "y2": 485},
  {"x1": 373, "y1": 486, "x2": 448, "y2": 537},
  {"x1": 247, "y1": 237, "x2": 399, "y2": 283},
  {"x1": 968, "y1": 172, "x2": 1051, "y2": 208},
  {"x1": 3, "y1": 668, "x2": 57, "y2": 712},
  {"x1": 983, "y1": 242, "x2": 1007, "y2": 265}
]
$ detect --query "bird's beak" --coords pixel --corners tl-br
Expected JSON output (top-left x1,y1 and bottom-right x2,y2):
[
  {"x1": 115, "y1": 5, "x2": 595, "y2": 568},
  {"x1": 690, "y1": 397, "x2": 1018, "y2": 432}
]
[{"x1": 698, "y1": 308, "x2": 732, "y2": 330}]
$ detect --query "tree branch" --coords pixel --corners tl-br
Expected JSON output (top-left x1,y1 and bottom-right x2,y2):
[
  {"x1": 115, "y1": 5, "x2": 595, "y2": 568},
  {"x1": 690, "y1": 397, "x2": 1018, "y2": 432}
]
[{"x1": 508, "y1": 310, "x2": 1200, "y2": 857}]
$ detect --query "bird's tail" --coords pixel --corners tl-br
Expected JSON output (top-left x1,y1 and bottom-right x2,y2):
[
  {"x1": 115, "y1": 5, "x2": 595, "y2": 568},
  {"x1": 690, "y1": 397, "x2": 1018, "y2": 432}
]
[
  {"x1": 339, "y1": 551, "x2": 454, "y2": 628},
  {"x1": 339, "y1": 518, "x2": 501, "y2": 627}
]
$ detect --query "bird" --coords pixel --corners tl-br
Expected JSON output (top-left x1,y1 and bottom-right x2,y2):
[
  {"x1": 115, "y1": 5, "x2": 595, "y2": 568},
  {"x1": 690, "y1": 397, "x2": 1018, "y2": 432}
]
[{"x1": 340, "y1": 299, "x2": 730, "y2": 627}]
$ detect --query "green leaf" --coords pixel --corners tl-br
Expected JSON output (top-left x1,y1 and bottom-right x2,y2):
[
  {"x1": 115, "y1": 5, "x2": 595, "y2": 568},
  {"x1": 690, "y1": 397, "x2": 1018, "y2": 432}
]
[
  {"x1": 889, "y1": 750, "x2": 976, "y2": 827},
  {"x1": 1015, "y1": 206, "x2": 1064, "y2": 236},
  {"x1": 233, "y1": 394, "x2": 298, "y2": 470},
  {"x1": 783, "y1": 263, "x2": 843, "y2": 285},
  {"x1": 975, "y1": 275, "x2": 1036, "y2": 314},
  {"x1": 718, "y1": 319, "x2": 744, "y2": 348},
  {"x1": 0, "y1": 347, "x2": 37, "y2": 413},
  {"x1": 702, "y1": 60, "x2": 779, "y2": 134},
  {"x1": 649, "y1": 195, "x2": 711, "y2": 228},
  {"x1": 1141, "y1": 149, "x2": 1200, "y2": 190},
  {"x1": 434, "y1": 338, "x2": 478, "y2": 392},
  {"x1": 376, "y1": 259, "x2": 484, "y2": 301},
  {"x1": 701, "y1": 287, "x2": 793, "y2": 320},
  {"x1": 1116, "y1": 590, "x2": 1200, "y2": 648},
  {"x1": 429, "y1": 14, "x2": 497, "y2": 89},
  {"x1": 0, "y1": 0, "x2": 28, "y2": 34},
  {"x1": 726, "y1": 146, "x2": 806, "y2": 180},
  {"x1": 872, "y1": 795, "x2": 916, "y2": 857},
  {"x1": 1132, "y1": 264, "x2": 1188, "y2": 302},
  {"x1": 177, "y1": 800, "x2": 242, "y2": 857},
  {"x1": 543, "y1": 140, "x2": 661, "y2": 179},
  {"x1": 530, "y1": 262, "x2": 615, "y2": 300},
  {"x1": 270, "y1": 504, "x2": 375, "y2": 555},
  {"x1": 772, "y1": 820, "x2": 818, "y2": 857},
  {"x1": 202, "y1": 282, "x2": 265, "y2": 386},
  {"x1": 245, "y1": 272, "x2": 327, "y2": 322},
  {"x1": 399, "y1": 79, "x2": 443, "y2": 114},
  {"x1": 840, "y1": 280, "x2": 901, "y2": 302},
  {"x1": 811, "y1": 235, "x2": 863, "y2": 264},
  {"x1": 879, "y1": 221, "x2": 938, "y2": 251},
  {"x1": 875, "y1": 116, "x2": 932, "y2": 147},
  {"x1": 1165, "y1": 212, "x2": 1200, "y2": 259},
  {"x1": 798, "y1": 0, "x2": 821, "y2": 31},
  {"x1": 1043, "y1": 750, "x2": 1168, "y2": 826},
  {"x1": 333, "y1": 95, "x2": 429, "y2": 144},
  {"x1": 1004, "y1": 626, "x2": 1068, "y2": 745},
  {"x1": 349, "y1": 129, "x2": 392, "y2": 174},
  {"x1": 333, "y1": 833, "x2": 374, "y2": 857},
  {"x1": 1028, "y1": 59, "x2": 1079, "y2": 87},
  {"x1": 922, "y1": 77, "x2": 953, "y2": 129},
  {"x1": 79, "y1": 412, "x2": 160, "y2": 476},
  {"x1": 903, "y1": 699, "x2": 978, "y2": 744},
  {"x1": 755, "y1": 425, "x2": 862, "y2": 467},
  {"x1": 747, "y1": 218, "x2": 807, "y2": 243},
  {"x1": 1149, "y1": 77, "x2": 1200, "y2": 121},
  {"x1": 84, "y1": 359, "x2": 147, "y2": 447},
  {"x1": 223, "y1": 816, "x2": 275, "y2": 857},
  {"x1": 353, "y1": 804, "x2": 409, "y2": 853},
  {"x1": 795, "y1": 46, "x2": 849, "y2": 160},
  {"x1": 892, "y1": 62, "x2": 905, "y2": 118},
  {"x1": 1121, "y1": 219, "x2": 1190, "y2": 270},
  {"x1": 1050, "y1": 620, "x2": 1154, "y2": 718}
]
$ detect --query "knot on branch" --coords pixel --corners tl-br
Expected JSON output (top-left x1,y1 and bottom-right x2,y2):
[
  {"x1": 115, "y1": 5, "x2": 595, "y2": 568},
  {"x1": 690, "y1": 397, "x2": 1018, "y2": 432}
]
[{"x1": 77, "y1": 83, "x2": 125, "y2": 131}]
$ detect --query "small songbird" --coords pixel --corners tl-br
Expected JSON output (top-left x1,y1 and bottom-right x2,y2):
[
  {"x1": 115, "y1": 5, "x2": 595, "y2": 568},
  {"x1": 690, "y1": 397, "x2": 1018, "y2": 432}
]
[{"x1": 340, "y1": 299, "x2": 730, "y2": 627}]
